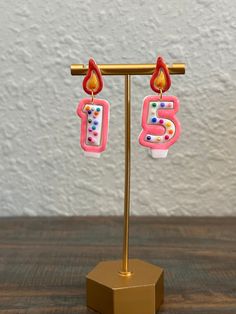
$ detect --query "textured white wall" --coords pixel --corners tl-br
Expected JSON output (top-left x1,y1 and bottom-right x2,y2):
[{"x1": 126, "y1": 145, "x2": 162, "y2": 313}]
[{"x1": 0, "y1": 0, "x2": 236, "y2": 216}]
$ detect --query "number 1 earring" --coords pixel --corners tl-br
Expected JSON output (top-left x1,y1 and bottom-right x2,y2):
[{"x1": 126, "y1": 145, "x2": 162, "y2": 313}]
[
  {"x1": 76, "y1": 58, "x2": 110, "y2": 158},
  {"x1": 139, "y1": 56, "x2": 181, "y2": 158}
]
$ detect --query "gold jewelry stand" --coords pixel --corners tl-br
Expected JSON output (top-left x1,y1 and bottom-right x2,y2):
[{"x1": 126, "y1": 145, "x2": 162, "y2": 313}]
[{"x1": 71, "y1": 62, "x2": 185, "y2": 314}]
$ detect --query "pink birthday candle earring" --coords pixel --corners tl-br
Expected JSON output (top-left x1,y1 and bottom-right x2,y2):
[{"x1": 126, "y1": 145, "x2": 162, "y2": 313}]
[
  {"x1": 139, "y1": 57, "x2": 181, "y2": 158},
  {"x1": 76, "y1": 58, "x2": 110, "y2": 158}
]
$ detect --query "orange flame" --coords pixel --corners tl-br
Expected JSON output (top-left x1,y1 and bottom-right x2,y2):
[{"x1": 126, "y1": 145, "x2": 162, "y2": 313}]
[
  {"x1": 87, "y1": 71, "x2": 99, "y2": 91},
  {"x1": 83, "y1": 58, "x2": 103, "y2": 95},
  {"x1": 154, "y1": 69, "x2": 167, "y2": 90},
  {"x1": 150, "y1": 57, "x2": 171, "y2": 93}
]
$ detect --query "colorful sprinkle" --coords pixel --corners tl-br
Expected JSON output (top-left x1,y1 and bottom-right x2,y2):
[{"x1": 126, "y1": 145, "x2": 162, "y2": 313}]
[
  {"x1": 88, "y1": 118, "x2": 92, "y2": 123},
  {"x1": 160, "y1": 102, "x2": 165, "y2": 108},
  {"x1": 151, "y1": 111, "x2": 156, "y2": 115},
  {"x1": 168, "y1": 103, "x2": 172, "y2": 107},
  {"x1": 88, "y1": 128, "x2": 92, "y2": 132},
  {"x1": 156, "y1": 137, "x2": 161, "y2": 141},
  {"x1": 88, "y1": 110, "x2": 92, "y2": 114},
  {"x1": 96, "y1": 107, "x2": 101, "y2": 112},
  {"x1": 94, "y1": 111, "x2": 99, "y2": 116},
  {"x1": 85, "y1": 106, "x2": 90, "y2": 111},
  {"x1": 92, "y1": 125, "x2": 96, "y2": 130},
  {"x1": 166, "y1": 121, "x2": 171, "y2": 127},
  {"x1": 151, "y1": 117, "x2": 157, "y2": 123},
  {"x1": 94, "y1": 120, "x2": 99, "y2": 125},
  {"x1": 152, "y1": 103, "x2": 157, "y2": 108},
  {"x1": 88, "y1": 137, "x2": 92, "y2": 142},
  {"x1": 159, "y1": 119, "x2": 164, "y2": 124},
  {"x1": 91, "y1": 107, "x2": 95, "y2": 111},
  {"x1": 165, "y1": 135, "x2": 169, "y2": 140},
  {"x1": 147, "y1": 135, "x2": 151, "y2": 141},
  {"x1": 168, "y1": 130, "x2": 174, "y2": 135},
  {"x1": 93, "y1": 131, "x2": 98, "y2": 136}
]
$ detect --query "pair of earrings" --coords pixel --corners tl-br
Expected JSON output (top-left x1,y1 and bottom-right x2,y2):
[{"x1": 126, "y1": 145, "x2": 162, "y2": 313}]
[{"x1": 76, "y1": 57, "x2": 181, "y2": 158}]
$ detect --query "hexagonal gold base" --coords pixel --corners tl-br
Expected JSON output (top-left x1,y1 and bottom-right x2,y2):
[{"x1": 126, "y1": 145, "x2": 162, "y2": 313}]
[{"x1": 86, "y1": 259, "x2": 164, "y2": 314}]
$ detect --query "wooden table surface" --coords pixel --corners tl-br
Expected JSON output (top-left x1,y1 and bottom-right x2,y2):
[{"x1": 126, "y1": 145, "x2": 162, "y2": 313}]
[{"x1": 0, "y1": 217, "x2": 235, "y2": 314}]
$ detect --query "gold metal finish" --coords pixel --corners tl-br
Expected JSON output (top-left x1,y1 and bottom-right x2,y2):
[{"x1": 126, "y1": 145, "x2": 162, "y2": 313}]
[
  {"x1": 120, "y1": 75, "x2": 132, "y2": 277},
  {"x1": 71, "y1": 63, "x2": 185, "y2": 76},
  {"x1": 71, "y1": 60, "x2": 185, "y2": 313},
  {"x1": 87, "y1": 259, "x2": 164, "y2": 314},
  {"x1": 160, "y1": 88, "x2": 163, "y2": 100}
]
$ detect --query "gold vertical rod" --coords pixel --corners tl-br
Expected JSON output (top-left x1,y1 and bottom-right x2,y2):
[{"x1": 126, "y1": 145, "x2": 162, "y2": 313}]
[
  {"x1": 70, "y1": 62, "x2": 185, "y2": 277},
  {"x1": 119, "y1": 75, "x2": 132, "y2": 277}
]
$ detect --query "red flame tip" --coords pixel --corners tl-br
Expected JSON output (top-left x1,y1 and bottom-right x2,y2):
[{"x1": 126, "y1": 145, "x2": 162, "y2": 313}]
[
  {"x1": 150, "y1": 56, "x2": 171, "y2": 94},
  {"x1": 83, "y1": 58, "x2": 103, "y2": 95}
]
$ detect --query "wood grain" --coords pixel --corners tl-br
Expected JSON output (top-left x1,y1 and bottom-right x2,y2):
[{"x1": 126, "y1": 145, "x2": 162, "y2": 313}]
[{"x1": 0, "y1": 217, "x2": 235, "y2": 314}]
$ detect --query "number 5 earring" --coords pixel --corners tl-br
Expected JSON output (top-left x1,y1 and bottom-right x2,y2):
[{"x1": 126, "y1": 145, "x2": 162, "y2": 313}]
[
  {"x1": 76, "y1": 58, "x2": 110, "y2": 158},
  {"x1": 138, "y1": 56, "x2": 181, "y2": 158}
]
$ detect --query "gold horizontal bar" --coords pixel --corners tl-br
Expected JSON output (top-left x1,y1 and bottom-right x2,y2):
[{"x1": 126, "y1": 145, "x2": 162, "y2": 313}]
[{"x1": 71, "y1": 63, "x2": 185, "y2": 76}]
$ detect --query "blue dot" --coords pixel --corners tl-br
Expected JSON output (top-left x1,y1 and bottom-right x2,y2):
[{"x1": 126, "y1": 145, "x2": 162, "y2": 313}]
[
  {"x1": 88, "y1": 110, "x2": 92, "y2": 114},
  {"x1": 92, "y1": 125, "x2": 96, "y2": 130},
  {"x1": 151, "y1": 117, "x2": 157, "y2": 123},
  {"x1": 94, "y1": 120, "x2": 99, "y2": 125},
  {"x1": 160, "y1": 103, "x2": 165, "y2": 108},
  {"x1": 147, "y1": 136, "x2": 151, "y2": 141}
]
